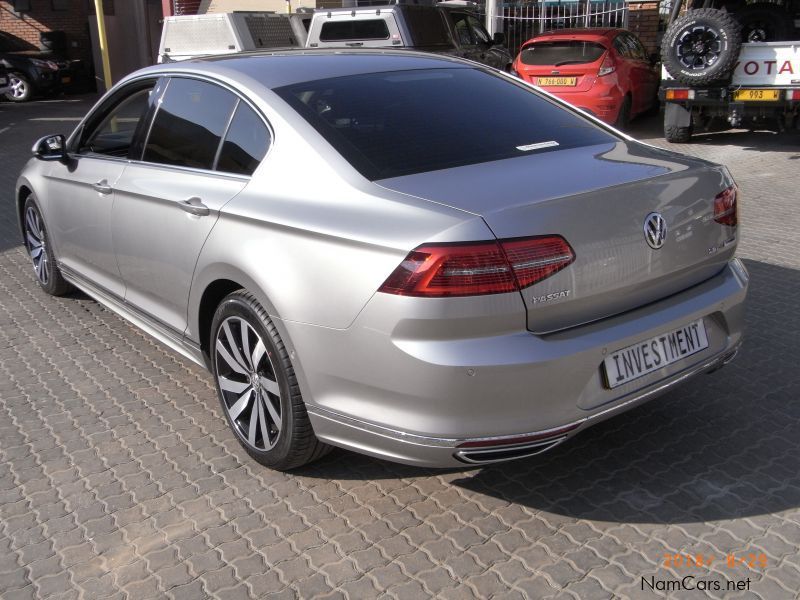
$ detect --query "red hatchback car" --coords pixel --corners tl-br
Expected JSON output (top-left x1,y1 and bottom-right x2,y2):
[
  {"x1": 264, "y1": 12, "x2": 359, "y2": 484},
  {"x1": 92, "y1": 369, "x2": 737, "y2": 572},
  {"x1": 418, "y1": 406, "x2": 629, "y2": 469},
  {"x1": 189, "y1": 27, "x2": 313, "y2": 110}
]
[{"x1": 512, "y1": 28, "x2": 659, "y2": 127}]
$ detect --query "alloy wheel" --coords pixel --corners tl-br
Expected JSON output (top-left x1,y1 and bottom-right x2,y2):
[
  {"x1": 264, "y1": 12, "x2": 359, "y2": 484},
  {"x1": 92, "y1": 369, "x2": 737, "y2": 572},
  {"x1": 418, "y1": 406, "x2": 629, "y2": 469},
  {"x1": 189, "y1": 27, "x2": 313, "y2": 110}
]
[
  {"x1": 25, "y1": 206, "x2": 50, "y2": 285},
  {"x1": 9, "y1": 75, "x2": 28, "y2": 100},
  {"x1": 676, "y1": 25, "x2": 722, "y2": 70},
  {"x1": 214, "y1": 316, "x2": 282, "y2": 451}
]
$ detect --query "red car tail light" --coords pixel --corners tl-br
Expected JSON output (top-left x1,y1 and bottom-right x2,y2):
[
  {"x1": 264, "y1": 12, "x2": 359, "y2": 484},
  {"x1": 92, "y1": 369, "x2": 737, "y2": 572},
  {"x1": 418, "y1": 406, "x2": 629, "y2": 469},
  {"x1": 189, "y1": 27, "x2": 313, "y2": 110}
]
[
  {"x1": 378, "y1": 236, "x2": 575, "y2": 297},
  {"x1": 598, "y1": 53, "x2": 615, "y2": 76},
  {"x1": 713, "y1": 186, "x2": 738, "y2": 226}
]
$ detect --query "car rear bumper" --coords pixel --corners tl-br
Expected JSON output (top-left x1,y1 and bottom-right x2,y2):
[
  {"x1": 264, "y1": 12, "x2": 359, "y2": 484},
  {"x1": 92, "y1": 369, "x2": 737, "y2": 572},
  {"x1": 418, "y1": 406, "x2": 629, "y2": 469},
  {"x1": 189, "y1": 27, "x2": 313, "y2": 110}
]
[{"x1": 287, "y1": 258, "x2": 748, "y2": 467}]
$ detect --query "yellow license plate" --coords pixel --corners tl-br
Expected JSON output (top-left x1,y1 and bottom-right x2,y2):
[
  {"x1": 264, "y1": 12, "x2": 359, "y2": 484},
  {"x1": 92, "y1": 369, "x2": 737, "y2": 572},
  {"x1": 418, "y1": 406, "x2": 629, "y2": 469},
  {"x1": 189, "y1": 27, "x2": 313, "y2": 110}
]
[
  {"x1": 733, "y1": 89, "x2": 780, "y2": 101},
  {"x1": 537, "y1": 77, "x2": 577, "y2": 87},
  {"x1": 61, "y1": 76, "x2": 72, "y2": 84}
]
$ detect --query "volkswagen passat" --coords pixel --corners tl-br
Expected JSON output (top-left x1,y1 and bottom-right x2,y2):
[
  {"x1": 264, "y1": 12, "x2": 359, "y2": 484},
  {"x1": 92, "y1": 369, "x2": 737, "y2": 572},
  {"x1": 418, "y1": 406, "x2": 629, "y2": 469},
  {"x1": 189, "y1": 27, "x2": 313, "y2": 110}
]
[{"x1": 17, "y1": 50, "x2": 747, "y2": 470}]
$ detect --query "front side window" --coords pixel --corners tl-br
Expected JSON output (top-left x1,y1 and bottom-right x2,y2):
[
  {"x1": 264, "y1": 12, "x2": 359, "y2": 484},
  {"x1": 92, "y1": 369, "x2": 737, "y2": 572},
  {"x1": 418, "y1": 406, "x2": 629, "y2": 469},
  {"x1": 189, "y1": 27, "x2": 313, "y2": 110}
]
[
  {"x1": 143, "y1": 78, "x2": 237, "y2": 170},
  {"x1": 450, "y1": 13, "x2": 474, "y2": 46},
  {"x1": 81, "y1": 86, "x2": 153, "y2": 157},
  {"x1": 275, "y1": 67, "x2": 615, "y2": 181},
  {"x1": 467, "y1": 15, "x2": 491, "y2": 46}
]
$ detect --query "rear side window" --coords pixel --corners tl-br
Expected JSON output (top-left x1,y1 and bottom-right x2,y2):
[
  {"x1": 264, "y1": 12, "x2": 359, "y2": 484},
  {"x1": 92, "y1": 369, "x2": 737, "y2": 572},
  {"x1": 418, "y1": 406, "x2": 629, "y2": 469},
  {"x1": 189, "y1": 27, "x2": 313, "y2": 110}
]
[
  {"x1": 519, "y1": 41, "x2": 606, "y2": 66},
  {"x1": 320, "y1": 20, "x2": 390, "y2": 41},
  {"x1": 275, "y1": 67, "x2": 615, "y2": 181},
  {"x1": 216, "y1": 102, "x2": 271, "y2": 176},
  {"x1": 144, "y1": 78, "x2": 237, "y2": 170}
]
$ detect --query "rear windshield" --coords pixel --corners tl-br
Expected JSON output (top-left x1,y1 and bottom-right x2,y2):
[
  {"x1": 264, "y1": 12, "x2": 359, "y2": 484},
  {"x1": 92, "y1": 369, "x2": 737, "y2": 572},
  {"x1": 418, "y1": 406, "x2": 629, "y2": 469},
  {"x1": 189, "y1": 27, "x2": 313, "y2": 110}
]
[
  {"x1": 319, "y1": 20, "x2": 390, "y2": 42},
  {"x1": 520, "y1": 41, "x2": 606, "y2": 66},
  {"x1": 274, "y1": 68, "x2": 615, "y2": 180}
]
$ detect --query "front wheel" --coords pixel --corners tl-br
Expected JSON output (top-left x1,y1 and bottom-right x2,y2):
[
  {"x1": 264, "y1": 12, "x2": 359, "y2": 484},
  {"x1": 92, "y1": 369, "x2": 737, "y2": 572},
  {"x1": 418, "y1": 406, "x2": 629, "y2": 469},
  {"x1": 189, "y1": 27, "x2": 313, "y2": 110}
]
[
  {"x1": 23, "y1": 196, "x2": 72, "y2": 296},
  {"x1": 5, "y1": 72, "x2": 33, "y2": 102},
  {"x1": 210, "y1": 290, "x2": 330, "y2": 470}
]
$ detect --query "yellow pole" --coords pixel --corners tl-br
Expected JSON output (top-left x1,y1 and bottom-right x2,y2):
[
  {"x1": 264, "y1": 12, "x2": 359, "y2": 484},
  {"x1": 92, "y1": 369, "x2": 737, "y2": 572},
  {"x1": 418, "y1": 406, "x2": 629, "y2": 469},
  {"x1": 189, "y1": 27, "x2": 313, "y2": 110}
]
[{"x1": 94, "y1": 0, "x2": 113, "y2": 91}]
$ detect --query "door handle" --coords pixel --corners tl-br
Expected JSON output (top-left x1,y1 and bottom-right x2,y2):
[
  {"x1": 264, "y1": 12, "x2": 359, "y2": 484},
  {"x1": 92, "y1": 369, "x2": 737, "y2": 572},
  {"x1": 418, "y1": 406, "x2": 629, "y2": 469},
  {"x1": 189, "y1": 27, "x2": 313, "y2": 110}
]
[
  {"x1": 178, "y1": 197, "x2": 210, "y2": 217},
  {"x1": 92, "y1": 179, "x2": 112, "y2": 194}
]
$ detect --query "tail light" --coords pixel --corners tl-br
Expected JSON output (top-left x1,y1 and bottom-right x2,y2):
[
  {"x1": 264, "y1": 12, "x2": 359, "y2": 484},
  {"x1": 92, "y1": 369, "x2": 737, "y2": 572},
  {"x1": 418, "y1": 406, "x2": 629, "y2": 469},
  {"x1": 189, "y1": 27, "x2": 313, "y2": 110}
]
[
  {"x1": 598, "y1": 53, "x2": 615, "y2": 76},
  {"x1": 378, "y1": 236, "x2": 575, "y2": 297},
  {"x1": 713, "y1": 186, "x2": 737, "y2": 226},
  {"x1": 666, "y1": 88, "x2": 695, "y2": 100}
]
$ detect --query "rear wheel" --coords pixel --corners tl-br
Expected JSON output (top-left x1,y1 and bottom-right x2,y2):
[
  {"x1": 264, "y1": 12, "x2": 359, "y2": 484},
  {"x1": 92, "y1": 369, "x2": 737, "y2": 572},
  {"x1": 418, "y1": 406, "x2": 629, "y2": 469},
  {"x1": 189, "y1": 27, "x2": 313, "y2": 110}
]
[
  {"x1": 615, "y1": 95, "x2": 632, "y2": 129},
  {"x1": 664, "y1": 109, "x2": 693, "y2": 143},
  {"x1": 211, "y1": 290, "x2": 330, "y2": 470},
  {"x1": 661, "y1": 9, "x2": 741, "y2": 86},
  {"x1": 23, "y1": 196, "x2": 72, "y2": 296}
]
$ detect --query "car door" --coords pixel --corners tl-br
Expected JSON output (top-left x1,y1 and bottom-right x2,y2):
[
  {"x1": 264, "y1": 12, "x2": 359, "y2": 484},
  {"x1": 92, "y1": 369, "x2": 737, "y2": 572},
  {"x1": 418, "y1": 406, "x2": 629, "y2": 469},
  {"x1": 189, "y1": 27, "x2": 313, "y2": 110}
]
[
  {"x1": 111, "y1": 76, "x2": 269, "y2": 335},
  {"x1": 43, "y1": 79, "x2": 156, "y2": 298}
]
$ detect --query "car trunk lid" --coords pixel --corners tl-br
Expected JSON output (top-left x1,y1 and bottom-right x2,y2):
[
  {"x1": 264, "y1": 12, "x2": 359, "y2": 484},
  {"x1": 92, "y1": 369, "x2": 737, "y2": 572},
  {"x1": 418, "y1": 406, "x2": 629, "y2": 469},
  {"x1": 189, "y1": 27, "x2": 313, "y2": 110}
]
[{"x1": 376, "y1": 140, "x2": 737, "y2": 333}]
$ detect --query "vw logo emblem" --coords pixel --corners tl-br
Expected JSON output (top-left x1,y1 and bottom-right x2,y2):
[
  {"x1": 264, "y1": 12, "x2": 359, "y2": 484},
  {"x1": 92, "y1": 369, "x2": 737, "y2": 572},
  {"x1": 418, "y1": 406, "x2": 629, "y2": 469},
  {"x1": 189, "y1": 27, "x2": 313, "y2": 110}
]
[{"x1": 644, "y1": 212, "x2": 667, "y2": 249}]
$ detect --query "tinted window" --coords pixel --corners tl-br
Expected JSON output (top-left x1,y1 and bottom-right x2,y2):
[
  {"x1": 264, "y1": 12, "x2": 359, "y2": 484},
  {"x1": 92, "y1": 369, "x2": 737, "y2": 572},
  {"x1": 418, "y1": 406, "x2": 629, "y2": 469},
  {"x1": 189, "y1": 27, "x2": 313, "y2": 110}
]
[
  {"x1": 144, "y1": 78, "x2": 237, "y2": 170},
  {"x1": 320, "y1": 20, "x2": 390, "y2": 41},
  {"x1": 216, "y1": 102, "x2": 271, "y2": 176},
  {"x1": 275, "y1": 68, "x2": 615, "y2": 181},
  {"x1": 82, "y1": 87, "x2": 152, "y2": 157},
  {"x1": 467, "y1": 15, "x2": 491, "y2": 45},
  {"x1": 405, "y1": 7, "x2": 452, "y2": 47},
  {"x1": 520, "y1": 41, "x2": 606, "y2": 66},
  {"x1": 450, "y1": 13, "x2": 474, "y2": 46},
  {"x1": 613, "y1": 35, "x2": 632, "y2": 58}
]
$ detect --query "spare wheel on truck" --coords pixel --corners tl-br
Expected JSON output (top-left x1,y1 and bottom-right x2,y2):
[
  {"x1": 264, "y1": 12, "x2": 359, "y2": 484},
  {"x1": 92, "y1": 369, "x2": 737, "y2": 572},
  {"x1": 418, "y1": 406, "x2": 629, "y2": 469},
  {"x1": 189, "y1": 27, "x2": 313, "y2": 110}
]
[{"x1": 661, "y1": 9, "x2": 742, "y2": 85}]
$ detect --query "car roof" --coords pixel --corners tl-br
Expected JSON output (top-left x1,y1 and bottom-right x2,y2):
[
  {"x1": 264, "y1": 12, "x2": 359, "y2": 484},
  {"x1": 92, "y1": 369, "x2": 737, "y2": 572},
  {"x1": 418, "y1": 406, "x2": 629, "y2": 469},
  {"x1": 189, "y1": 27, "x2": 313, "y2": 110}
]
[{"x1": 128, "y1": 49, "x2": 473, "y2": 90}]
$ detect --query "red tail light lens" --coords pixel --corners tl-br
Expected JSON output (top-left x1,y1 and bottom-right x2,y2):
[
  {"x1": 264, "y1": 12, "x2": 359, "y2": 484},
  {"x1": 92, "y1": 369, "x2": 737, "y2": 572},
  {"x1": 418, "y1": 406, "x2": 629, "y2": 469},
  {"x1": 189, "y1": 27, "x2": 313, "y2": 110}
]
[
  {"x1": 378, "y1": 236, "x2": 575, "y2": 297},
  {"x1": 598, "y1": 53, "x2": 615, "y2": 76},
  {"x1": 714, "y1": 186, "x2": 738, "y2": 226}
]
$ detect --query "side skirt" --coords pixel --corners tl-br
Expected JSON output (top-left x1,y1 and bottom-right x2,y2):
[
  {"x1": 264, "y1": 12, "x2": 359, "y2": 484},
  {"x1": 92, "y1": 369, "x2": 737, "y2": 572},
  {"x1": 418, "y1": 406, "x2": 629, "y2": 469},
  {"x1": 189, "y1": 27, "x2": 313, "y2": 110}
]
[{"x1": 59, "y1": 264, "x2": 207, "y2": 369}]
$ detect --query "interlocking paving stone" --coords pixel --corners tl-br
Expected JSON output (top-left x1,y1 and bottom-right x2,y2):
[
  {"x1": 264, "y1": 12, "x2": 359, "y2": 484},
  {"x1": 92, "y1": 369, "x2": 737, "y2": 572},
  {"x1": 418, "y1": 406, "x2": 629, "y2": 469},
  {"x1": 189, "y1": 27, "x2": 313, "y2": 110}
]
[{"x1": 2, "y1": 97, "x2": 800, "y2": 598}]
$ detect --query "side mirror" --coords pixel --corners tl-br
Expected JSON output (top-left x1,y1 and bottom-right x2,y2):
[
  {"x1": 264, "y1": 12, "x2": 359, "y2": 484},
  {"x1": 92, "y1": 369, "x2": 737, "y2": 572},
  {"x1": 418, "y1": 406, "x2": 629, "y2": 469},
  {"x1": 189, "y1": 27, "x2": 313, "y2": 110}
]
[
  {"x1": 492, "y1": 32, "x2": 506, "y2": 46},
  {"x1": 32, "y1": 134, "x2": 66, "y2": 161}
]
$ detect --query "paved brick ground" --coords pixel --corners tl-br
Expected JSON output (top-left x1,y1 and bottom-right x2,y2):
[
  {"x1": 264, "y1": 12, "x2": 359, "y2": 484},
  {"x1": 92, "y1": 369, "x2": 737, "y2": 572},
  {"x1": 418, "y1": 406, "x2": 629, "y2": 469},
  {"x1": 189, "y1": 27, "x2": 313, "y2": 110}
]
[{"x1": 1, "y1": 97, "x2": 799, "y2": 600}]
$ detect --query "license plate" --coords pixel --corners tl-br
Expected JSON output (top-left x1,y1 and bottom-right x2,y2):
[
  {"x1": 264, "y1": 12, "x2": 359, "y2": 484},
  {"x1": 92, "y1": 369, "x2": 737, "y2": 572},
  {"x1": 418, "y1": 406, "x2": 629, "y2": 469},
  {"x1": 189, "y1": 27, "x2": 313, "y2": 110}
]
[
  {"x1": 603, "y1": 319, "x2": 709, "y2": 389},
  {"x1": 61, "y1": 76, "x2": 72, "y2": 84},
  {"x1": 0, "y1": 77, "x2": 7, "y2": 85},
  {"x1": 537, "y1": 77, "x2": 577, "y2": 86},
  {"x1": 732, "y1": 89, "x2": 780, "y2": 101}
]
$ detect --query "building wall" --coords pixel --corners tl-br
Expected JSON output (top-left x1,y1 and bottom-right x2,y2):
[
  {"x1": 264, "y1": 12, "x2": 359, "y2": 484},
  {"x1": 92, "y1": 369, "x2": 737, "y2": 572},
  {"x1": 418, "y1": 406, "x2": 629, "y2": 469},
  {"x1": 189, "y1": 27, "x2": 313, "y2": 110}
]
[
  {"x1": 627, "y1": 1, "x2": 662, "y2": 54},
  {"x1": 0, "y1": 0, "x2": 91, "y2": 60}
]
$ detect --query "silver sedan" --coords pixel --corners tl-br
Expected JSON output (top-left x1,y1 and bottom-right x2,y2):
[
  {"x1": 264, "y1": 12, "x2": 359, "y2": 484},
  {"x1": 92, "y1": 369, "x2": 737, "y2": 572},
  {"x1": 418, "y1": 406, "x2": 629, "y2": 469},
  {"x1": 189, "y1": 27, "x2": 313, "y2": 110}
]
[{"x1": 16, "y1": 50, "x2": 748, "y2": 469}]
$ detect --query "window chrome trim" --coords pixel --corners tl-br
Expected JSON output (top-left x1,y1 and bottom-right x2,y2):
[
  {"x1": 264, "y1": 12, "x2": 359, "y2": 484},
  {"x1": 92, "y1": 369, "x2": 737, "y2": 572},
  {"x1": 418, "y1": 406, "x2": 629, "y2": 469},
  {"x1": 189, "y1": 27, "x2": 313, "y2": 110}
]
[
  {"x1": 212, "y1": 97, "x2": 240, "y2": 172},
  {"x1": 135, "y1": 72, "x2": 275, "y2": 177}
]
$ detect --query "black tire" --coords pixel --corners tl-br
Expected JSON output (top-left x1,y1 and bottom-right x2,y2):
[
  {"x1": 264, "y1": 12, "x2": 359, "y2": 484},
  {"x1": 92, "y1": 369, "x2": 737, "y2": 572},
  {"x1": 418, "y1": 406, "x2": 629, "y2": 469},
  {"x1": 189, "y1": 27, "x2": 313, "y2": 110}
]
[
  {"x1": 664, "y1": 113, "x2": 693, "y2": 143},
  {"x1": 210, "y1": 290, "x2": 330, "y2": 470},
  {"x1": 22, "y1": 195, "x2": 72, "y2": 296},
  {"x1": 5, "y1": 72, "x2": 33, "y2": 102},
  {"x1": 615, "y1": 95, "x2": 632, "y2": 129},
  {"x1": 662, "y1": 9, "x2": 742, "y2": 86},
  {"x1": 737, "y1": 4, "x2": 790, "y2": 42}
]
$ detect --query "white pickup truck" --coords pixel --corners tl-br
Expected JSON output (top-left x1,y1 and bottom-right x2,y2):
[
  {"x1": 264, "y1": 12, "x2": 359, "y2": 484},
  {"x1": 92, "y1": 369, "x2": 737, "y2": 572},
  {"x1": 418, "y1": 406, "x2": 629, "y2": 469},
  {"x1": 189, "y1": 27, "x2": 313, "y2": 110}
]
[{"x1": 659, "y1": 0, "x2": 800, "y2": 142}]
